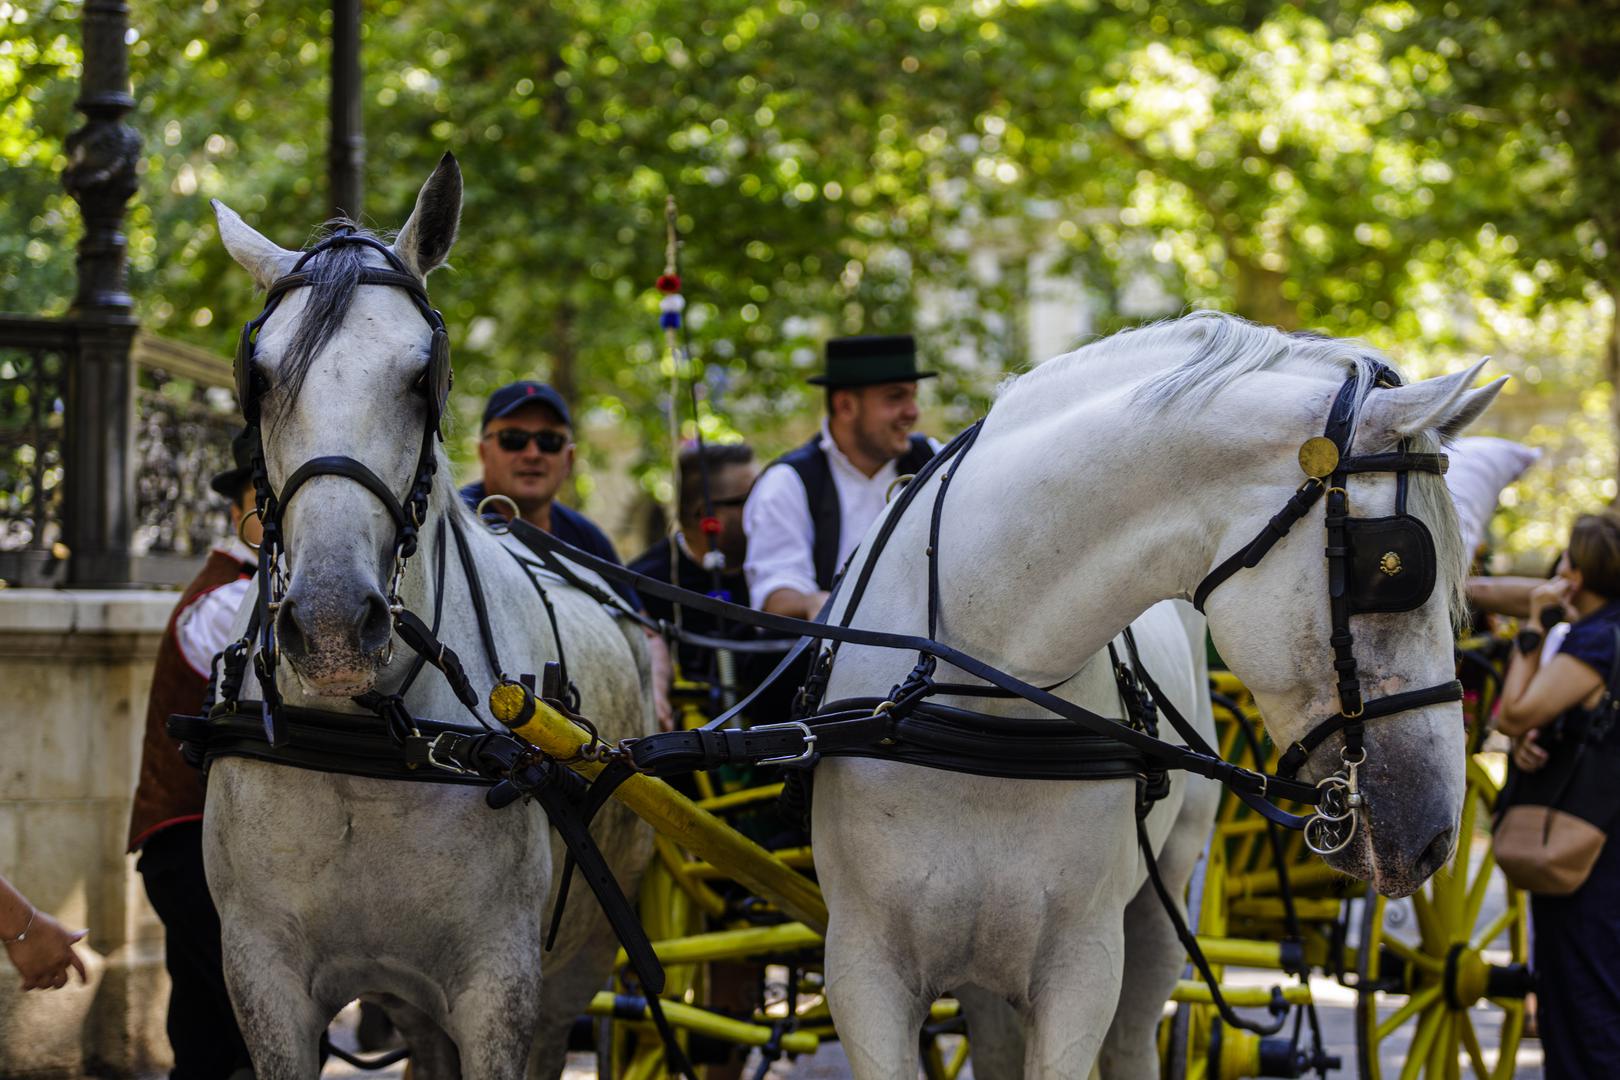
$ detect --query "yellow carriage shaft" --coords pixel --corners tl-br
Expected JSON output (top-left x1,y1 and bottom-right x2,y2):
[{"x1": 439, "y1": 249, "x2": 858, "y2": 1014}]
[
  {"x1": 1168, "y1": 981, "x2": 1313, "y2": 1007},
  {"x1": 616, "y1": 921, "x2": 825, "y2": 968},
  {"x1": 586, "y1": 992, "x2": 821, "y2": 1054},
  {"x1": 507, "y1": 700, "x2": 830, "y2": 932}
]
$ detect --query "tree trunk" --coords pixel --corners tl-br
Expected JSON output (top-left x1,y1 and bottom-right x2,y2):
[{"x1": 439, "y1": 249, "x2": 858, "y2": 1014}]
[
  {"x1": 1233, "y1": 257, "x2": 1300, "y2": 331},
  {"x1": 1608, "y1": 283, "x2": 1620, "y2": 499},
  {"x1": 552, "y1": 300, "x2": 583, "y2": 507}
]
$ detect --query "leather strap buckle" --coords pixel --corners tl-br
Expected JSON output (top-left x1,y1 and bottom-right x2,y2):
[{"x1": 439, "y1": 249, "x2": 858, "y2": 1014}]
[
  {"x1": 425, "y1": 732, "x2": 474, "y2": 775},
  {"x1": 753, "y1": 720, "x2": 818, "y2": 766}
]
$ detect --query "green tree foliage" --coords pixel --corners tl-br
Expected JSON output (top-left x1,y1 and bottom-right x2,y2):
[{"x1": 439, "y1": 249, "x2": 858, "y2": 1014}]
[{"x1": 2, "y1": 0, "x2": 1614, "y2": 557}]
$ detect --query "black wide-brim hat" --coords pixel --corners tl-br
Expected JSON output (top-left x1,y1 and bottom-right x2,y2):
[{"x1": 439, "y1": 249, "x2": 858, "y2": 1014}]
[
  {"x1": 807, "y1": 334, "x2": 937, "y2": 387},
  {"x1": 209, "y1": 426, "x2": 256, "y2": 499}
]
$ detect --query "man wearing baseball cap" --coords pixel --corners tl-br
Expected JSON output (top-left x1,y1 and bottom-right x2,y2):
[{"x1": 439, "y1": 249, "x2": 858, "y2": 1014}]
[
  {"x1": 462, "y1": 381, "x2": 673, "y2": 728},
  {"x1": 743, "y1": 334, "x2": 939, "y2": 620}
]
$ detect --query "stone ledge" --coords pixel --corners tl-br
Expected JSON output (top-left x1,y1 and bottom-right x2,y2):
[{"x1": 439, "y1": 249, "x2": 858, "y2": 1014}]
[{"x1": 0, "y1": 590, "x2": 178, "y2": 635}]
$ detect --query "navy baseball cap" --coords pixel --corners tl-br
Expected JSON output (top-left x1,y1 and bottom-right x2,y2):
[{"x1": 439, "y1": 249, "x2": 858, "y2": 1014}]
[{"x1": 481, "y1": 381, "x2": 571, "y2": 430}]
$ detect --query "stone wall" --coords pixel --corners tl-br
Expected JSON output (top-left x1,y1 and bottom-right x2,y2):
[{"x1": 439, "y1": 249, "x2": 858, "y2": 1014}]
[{"x1": 0, "y1": 589, "x2": 178, "y2": 1078}]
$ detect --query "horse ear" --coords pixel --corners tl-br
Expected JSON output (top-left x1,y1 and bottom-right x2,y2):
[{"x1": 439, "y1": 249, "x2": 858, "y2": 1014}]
[
  {"x1": 1353, "y1": 358, "x2": 1508, "y2": 451},
  {"x1": 393, "y1": 152, "x2": 462, "y2": 278},
  {"x1": 212, "y1": 199, "x2": 298, "y2": 291}
]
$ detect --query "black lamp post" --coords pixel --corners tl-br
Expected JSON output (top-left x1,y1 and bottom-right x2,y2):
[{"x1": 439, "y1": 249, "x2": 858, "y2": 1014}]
[{"x1": 61, "y1": 0, "x2": 143, "y2": 586}]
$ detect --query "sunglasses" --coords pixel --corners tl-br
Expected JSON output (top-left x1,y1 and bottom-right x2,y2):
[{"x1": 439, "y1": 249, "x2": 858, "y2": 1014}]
[{"x1": 490, "y1": 429, "x2": 570, "y2": 454}]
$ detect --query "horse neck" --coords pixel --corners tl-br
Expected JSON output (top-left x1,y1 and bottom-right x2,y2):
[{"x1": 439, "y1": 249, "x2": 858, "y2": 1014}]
[{"x1": 929, "y1": 370, "x2": 1313, "y2": 678}]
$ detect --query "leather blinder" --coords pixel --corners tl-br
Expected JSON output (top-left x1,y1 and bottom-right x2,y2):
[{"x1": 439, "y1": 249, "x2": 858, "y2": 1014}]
[
  {"x1": 420, "y1": 324, "x2": 452, "y2": 426},
  {"x1": 234, "y1": 324, "x2": 259, "y2": 420},
  {"x1": 1345, "y1": 515, "x2": 1436, "y2": 614}
]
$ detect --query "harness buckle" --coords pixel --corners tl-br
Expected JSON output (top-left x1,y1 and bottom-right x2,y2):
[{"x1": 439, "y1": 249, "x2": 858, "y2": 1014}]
[
  {"x1": 425, "y1": 732, "x2": 473, "y2": 775},
  {"x1": 754, "y1": 720, "x2": 818, "y2": 766}
]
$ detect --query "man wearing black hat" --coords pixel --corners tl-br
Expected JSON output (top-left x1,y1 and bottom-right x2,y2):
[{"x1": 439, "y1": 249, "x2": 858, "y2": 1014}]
[
  {"x1": 744, "y1": 335, "x2": 938, "y2": 619},
  {"x1": 128, "y1": 429, "x2": 258, "y2": 1080},
  {"x1": 462, "y1": 381, "x2": 673, "y2": 728}
]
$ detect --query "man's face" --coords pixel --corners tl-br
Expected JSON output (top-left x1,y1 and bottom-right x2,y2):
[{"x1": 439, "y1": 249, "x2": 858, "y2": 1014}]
[
  {"x1": 840, "y1": 381, "x2": 921, "y2": 463},
  {"x1": 477, "y1": 402, "x2": 575, "y2": 513},
  {"x1": 705, "y1": 461, "x2": 759, "y2": 569}
]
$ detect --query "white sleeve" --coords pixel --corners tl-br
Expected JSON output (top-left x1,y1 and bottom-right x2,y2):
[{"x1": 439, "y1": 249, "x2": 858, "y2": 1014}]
[
  {"x1": 175, "y1": 578, "x2": 253, "y2": 678},
  {"x1": 743, "y1": 464, "x2": 819, "y2": 610}
]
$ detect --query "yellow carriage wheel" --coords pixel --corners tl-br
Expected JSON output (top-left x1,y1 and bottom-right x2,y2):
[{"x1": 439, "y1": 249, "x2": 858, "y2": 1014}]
[{"x1": 1354, "y1": 755, "x2": 1532, "y2": 1079}]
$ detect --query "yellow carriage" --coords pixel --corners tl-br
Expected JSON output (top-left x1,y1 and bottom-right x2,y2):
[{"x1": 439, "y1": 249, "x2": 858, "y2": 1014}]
[{"x1": 492, "y1": 634, "x2": 1531, "y2": 1079}]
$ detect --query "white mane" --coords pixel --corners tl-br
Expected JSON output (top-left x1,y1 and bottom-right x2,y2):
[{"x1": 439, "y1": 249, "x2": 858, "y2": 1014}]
[{"x1": 1001, "y1": 310, "x2": 1470, "y2": 625}]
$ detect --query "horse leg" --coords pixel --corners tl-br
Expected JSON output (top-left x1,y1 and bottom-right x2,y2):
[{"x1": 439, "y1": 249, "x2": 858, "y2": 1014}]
[
  {"x1": 374, "y1": 995, "x2": 460, "y2": 1079},
  {"x1": 955, "y1": 983, "x2": 1025, "y2": 1080},
  {"x1": 526, "y1": 940, "x2": 617, "y2": 1080},
  {"x1": 1022, "y1": 959, "x2": 1125, "y2": 1080},
  {"x1": 1098, "y1": 781, "x2": 1219, "y2": 1079},
  {"x1": 441, "y1": 964, "x2": 542, "y2": 1080},
  {"x1": 221, "y1": 930, "x2": 326, "y2": 1080},
  {"x1": 823, "y1": 929, "x2": 932, "y2": 1080}
]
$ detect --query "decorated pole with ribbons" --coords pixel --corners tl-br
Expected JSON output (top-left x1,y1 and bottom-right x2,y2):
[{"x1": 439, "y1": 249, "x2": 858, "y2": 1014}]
[{"x1": 657, "y1": 194, "x2": 740, "y2": 706}]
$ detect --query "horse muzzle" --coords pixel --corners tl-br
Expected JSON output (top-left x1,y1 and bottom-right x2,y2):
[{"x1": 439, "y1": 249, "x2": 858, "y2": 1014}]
[
  {"x1": 276, "y1": 579, "x2": 393, "y2": 696},
  {"x1": 1318, "y1": 771, "x2": 1458, "y2": 898}
]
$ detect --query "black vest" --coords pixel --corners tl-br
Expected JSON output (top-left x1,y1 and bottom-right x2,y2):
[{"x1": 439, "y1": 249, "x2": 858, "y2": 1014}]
[{"x1": 776, "y1": 433, "x2": 935, "y2": 590}]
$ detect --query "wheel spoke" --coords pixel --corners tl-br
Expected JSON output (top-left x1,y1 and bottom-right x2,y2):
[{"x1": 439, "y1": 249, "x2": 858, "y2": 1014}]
[
  {"x1": 1384, "y1": 934, "x2": 1445, "y2": 975},
  {"x1": 1470, "y1": 906, "x2": 1518, "y2": 954},
  {"x1": 1428, "y1": 1010, "x2": 1457, "y2": 1079},
  {"x1": 1463, "y1": 846, "x2": 1497, "y2": 931},
  {"x1": 1378, "y1": 984, "x2": 1443, "y2": 1042},
  {"x1": 1459, "y1": 1011, "x2": 1489, "y2": 1080},
  {"x1": 1492, "y1": 1005, "x2": 1525, "y2": 1080},
  {"x1": 1450, "y1": 790, "x2": 1482, "y2": 927},
  {"x1": 1411, "y1": 890, "x2": 1446, "y2": 954},
  {"x1": 1402, "y1": 1005, "x2": 1445, "y2": 1080}
]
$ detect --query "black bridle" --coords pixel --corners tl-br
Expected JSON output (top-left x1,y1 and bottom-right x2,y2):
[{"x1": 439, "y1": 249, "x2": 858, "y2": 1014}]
[
  {"x1": 229, "y1": 231, "x2": 454, "y2": 745},
  {"x1": 1191, "y1": 362, "x2": 1462, "y2": 854}
]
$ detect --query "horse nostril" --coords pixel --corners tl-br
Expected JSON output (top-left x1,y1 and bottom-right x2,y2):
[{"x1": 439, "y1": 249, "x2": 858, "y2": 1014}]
[
  {"x1": 276, "y1": 597, "x2": 313, "y2": 660},
  {"x1": 1413, "y1": 826, "x2": 1455, "y2": 881},
  {"x1": 355, "y1": 590, "x2": 393, "y2": 656}
]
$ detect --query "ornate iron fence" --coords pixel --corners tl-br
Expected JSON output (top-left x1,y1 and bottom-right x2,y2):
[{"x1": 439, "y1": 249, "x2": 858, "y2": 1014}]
[
  {"x1": 0, "y1": 317, "x2": 72, "y2": 582},
  {"x1": 131, "y1": 333, "x2": 238, "y2": 564},
  {"x1": 0, "y1": 318, "x2": 237, "y2": 587}
]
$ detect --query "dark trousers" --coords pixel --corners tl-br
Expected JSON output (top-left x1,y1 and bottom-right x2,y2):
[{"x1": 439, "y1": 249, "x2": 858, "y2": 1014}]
[
  {"x1": 1533, "y1": 831, "x2": 1620, "y2": 1079},
  {"x1": 137, "y1": 822, "x2": 253, "y2": 1080}
]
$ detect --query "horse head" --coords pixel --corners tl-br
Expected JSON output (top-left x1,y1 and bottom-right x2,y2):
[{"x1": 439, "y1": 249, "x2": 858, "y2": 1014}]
[
  {"x1": 213, "y1": 154, "x2": 462, "y2": 697},
  {"x1": 1169, "y1": 330, "x2": 1505, "y2": 896}
]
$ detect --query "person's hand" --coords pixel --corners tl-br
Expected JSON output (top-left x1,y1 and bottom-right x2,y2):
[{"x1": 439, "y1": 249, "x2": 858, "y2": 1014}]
[
  {"x1": 1512, "y1": 730, "x2": 1549, "y2": 774},
  {"x1": 1529, "y1": 578, "x2": 1573, "y2": 626},
  {"x1": 4, "y1": 911, "x2": 88, "y2": 991}
]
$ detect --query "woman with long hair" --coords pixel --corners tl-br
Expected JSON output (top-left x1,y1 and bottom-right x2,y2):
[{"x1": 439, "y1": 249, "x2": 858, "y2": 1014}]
[{"x1": 1496, "y1": 512, "x2": 1620, "y2": 1078}]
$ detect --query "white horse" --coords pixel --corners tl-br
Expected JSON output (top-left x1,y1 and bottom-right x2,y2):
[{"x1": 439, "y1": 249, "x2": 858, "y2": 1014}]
[
  {"x1": 206, "y1": 156, "x2": 653, "y2": 1079},
  {"x1": 812, "y1": 312, "x2": 1505, "y2": 1078}
]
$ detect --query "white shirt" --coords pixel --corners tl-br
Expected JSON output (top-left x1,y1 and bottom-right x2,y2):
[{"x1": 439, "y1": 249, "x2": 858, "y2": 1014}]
[
  {"x1": 743, "y1": 422, "x2": 936, "y2": 609},
  {"x1": 175, "y1": 538, "x2": 258, "y2": 678}
]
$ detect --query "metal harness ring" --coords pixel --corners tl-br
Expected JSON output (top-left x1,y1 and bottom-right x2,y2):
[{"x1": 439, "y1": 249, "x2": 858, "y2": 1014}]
[
  {"x1": 476, "y1": 494, "x2": 520, "y2": 533},
  {"x1": 238, "y1": 507, "x2": 263, "y2": 551}
]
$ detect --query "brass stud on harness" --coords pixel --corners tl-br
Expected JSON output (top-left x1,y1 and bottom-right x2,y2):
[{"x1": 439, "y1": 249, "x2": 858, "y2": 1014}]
[
  {"x1": 1298, "y1": 436, "x2": 1340, "y2": 480},
  {"x1": 1379, "y1": 551, "x2": 1403, "y2": 576}
]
